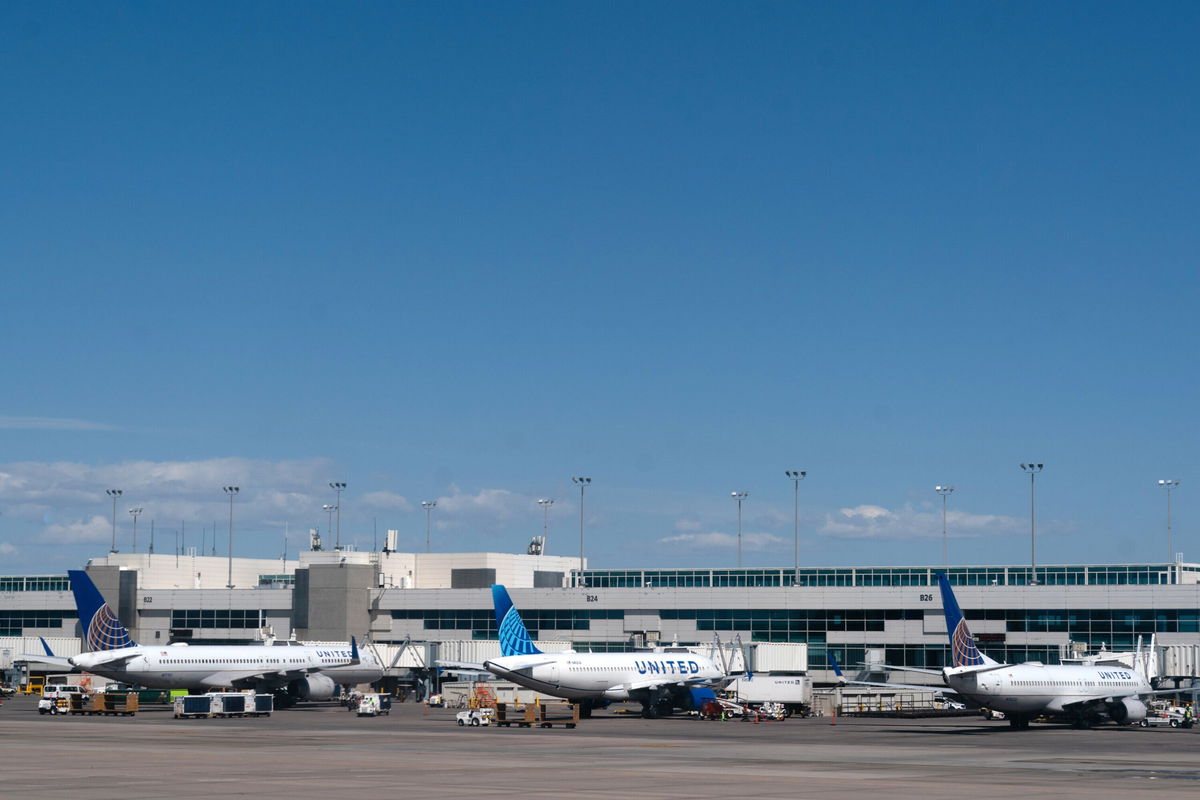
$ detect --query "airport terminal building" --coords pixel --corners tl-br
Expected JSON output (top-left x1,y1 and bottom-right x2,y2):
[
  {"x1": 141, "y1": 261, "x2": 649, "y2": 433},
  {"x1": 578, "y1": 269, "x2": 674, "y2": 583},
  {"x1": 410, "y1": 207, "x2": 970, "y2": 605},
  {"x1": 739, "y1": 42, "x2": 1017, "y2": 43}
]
[{"x1": 3, "y1": 550, "x2": 1200, "y2": 685}]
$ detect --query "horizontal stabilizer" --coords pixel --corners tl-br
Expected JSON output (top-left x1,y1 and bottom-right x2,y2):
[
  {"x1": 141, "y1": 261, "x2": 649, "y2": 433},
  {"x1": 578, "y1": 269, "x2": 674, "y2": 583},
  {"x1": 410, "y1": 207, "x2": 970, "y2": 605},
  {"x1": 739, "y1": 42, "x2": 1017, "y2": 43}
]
[
  {"x1": 436, "y1": 659, "x2": 488, "y2": 672},
  {"x1": 16, "y1": 653, "x2": 74, "y2": 669},
  {"x1": 859, "y1": 661, "x2": 944, "y2": 676}
]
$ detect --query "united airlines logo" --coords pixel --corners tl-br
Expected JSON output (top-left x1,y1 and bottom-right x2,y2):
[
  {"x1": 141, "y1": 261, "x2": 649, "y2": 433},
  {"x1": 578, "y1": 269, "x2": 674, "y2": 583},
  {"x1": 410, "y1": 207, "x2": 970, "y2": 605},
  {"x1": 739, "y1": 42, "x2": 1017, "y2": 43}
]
[
  {"x1": 86, "y1": 603, "x2": 133, "y2": 651},
  {"x1": 498, "y1": 607, "x2": 538, "y2": 656},
  {"x1": 951, "y1": 618, "x2": 984, "y2": 667},
  {"x1": 634, "y1": 659, "x2": 701, "y2": 676}
]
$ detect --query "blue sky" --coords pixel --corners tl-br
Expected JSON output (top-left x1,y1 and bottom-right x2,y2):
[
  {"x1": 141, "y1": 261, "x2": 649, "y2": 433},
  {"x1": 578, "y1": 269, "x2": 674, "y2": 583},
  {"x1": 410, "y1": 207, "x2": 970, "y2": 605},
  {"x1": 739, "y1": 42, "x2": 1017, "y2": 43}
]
[{"x1": 1, "y1": 2, "x2": 1197, "y2": 573}]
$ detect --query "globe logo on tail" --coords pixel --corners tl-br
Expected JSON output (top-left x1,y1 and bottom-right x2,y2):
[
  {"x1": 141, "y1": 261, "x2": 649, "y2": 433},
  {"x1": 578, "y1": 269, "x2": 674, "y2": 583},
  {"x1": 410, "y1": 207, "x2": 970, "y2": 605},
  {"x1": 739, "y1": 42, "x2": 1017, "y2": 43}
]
[
  {"x1": 498, "y1": 606, "x2": 540, "y2": 657},
  {"x1": 951, "y1": 618, "x2": 985, "y2": 667},
  {"x1": 86, "y1": 603, "x2": 134, "y2": 651}
]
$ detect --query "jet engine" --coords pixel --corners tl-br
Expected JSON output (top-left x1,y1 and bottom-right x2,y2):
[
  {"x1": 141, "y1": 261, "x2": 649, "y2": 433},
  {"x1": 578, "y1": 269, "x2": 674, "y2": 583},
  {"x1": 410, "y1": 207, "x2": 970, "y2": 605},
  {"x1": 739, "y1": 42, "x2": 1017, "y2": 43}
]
[
  {"x1": 287, "y1": 674, "x2": 337, "y2": 702},
  {"x1": 1106, "y1": 697, "x2": 1148, "y2": 724}
]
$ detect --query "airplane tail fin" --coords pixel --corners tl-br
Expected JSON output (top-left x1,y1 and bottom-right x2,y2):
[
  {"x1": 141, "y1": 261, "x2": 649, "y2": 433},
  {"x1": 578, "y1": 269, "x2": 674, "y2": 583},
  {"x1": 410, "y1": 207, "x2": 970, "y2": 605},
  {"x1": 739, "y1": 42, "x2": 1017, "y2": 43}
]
[
  {"x1": 39, "y1": 637, "x2": 56, "y2": 657},
  {"x1": 492, "y1": 584, "x2": 541, "y2": 657},
  {"x1": 68, "y1": 569, "x2": 136, "y2": 651},
  {"x1": 936, "y1": 572, "x2": 998, "y2": 668}
]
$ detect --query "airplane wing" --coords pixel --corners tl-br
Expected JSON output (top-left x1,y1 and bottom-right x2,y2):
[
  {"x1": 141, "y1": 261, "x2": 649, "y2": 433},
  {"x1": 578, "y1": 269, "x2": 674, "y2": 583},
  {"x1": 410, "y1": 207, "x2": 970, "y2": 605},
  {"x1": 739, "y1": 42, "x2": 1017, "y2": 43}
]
[
  {"x1": 610, "y1": 675, "x2": 717, "y2": 693},
  {"x1": 1060, "y1": 686, "x2": 1195, "y2": 711},
  {"x1": 198, "y1": 671, "x2": 281, "y2": 689}
]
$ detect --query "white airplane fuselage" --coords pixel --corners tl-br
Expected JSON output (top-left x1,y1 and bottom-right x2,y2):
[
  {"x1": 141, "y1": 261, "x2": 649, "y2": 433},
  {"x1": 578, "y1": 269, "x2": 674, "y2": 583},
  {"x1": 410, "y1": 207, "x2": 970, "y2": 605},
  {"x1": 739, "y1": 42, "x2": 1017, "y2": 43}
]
[
  {"x1": 70, "y1": 644, "x2": 382, "y2": 690},
  {"x1": 945, "y1": 663, "x2": 1149, "y2": 716},
  {"x1": 483, "y1": 651, "x2": 726, "y2": 701}
]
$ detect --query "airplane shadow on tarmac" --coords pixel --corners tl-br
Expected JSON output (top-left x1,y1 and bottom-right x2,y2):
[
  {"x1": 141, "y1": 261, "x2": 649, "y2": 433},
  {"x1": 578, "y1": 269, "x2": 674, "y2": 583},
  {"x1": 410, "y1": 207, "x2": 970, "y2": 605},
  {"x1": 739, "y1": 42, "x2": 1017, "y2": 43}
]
[{"x1": 880, "y1": 724, "x2": 1123, "y2": 735}]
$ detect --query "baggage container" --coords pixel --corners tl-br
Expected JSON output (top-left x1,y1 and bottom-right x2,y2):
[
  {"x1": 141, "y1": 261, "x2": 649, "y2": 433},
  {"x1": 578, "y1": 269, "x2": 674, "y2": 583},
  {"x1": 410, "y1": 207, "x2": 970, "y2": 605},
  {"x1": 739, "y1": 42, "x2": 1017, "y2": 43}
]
[
  {"x1": 174, "y1": 695, "x2": 213, "y2": 719},
  {"x1": 250, "y1": 693, "x2": 273, "y2": 716},
  {"x1": 209, "y1": 692, "x2": 248, "y2": 717}
]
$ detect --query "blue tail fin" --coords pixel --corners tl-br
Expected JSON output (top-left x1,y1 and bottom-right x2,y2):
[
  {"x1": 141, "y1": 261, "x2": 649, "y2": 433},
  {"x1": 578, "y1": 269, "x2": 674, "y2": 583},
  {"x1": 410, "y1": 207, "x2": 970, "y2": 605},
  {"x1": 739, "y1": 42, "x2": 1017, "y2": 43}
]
[
  {"x1": 39, "y1": 637, "x2": 55, "y2": 657},
  {"x1": 936, "y1": 572, "x2": 996, "y2": 668},
  {"x1": 68, "y1": 570, "x2": 135, "y2": 651},
  {"x1": 492, "y1": 585, "x2": 541, "y2": 657}
]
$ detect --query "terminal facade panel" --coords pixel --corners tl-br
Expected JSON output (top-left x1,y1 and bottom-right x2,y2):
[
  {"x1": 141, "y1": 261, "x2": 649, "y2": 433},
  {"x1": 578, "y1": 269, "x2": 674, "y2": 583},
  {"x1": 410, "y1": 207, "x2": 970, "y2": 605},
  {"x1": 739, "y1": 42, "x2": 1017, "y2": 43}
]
[{"x1": 3, "y1": 555, "x2": 1200, "y2": 681}]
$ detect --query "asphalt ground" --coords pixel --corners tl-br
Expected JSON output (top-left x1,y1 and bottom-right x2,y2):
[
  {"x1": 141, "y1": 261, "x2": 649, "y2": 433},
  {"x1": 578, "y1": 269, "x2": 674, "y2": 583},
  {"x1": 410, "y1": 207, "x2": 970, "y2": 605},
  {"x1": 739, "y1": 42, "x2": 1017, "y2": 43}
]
[{"x1": 2, "y1": 695, "x2": 1198, "y2": 799}]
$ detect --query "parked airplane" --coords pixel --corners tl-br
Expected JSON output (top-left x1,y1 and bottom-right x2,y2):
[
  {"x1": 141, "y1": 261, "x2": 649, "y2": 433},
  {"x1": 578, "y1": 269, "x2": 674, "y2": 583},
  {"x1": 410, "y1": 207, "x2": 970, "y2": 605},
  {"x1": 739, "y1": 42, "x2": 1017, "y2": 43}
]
[
  {"x1": 440, "y1": 585, "x2": 729, "y2": 718},
  {"x1": 836, "y1": 572, "x2": 1179, "y2": 729},
  {"x1": 29, "y1": 570, "x2": 382, "y2": 706}
]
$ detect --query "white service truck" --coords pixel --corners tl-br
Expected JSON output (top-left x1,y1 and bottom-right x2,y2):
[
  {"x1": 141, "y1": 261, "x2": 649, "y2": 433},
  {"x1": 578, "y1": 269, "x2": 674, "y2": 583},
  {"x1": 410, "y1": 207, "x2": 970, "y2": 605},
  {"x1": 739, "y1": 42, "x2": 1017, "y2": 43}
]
[{"x1": 723, "y1": 673, "x2": 812, "y2": 716}]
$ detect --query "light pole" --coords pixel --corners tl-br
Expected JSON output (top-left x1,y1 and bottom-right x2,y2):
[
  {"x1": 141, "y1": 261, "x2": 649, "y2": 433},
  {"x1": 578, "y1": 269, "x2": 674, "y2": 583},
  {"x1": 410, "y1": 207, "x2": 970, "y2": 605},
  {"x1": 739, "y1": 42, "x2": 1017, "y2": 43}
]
[
  {"x1": 223, "y1": 486, "x2": 239, "y2": 588},
  {"x1": 329, "y1": 482, "x2": 346, "y2": 549},
  {"x1": 1159, "y1": 479, "x2": 1180, "y2": 564},
  {"x1": 106, "y1": 489, "x2": 122, "y2": 554},
  {"x1": 731, "y1": 491, "x2": 749, "y2": 569},
  {"x1": 935, "y1": 485, "x2": 955, "y2": 570},
  {"x1": 421, "y1": 501, "x2": 437, "y2": 552},
  {"x1": 572, "y1": 477, "x2": 591, "y2": 587},
  {"x1": 1020, "y1": 464, "x2": 1043, "y2": 585},
  {"x1": 323, "y1": 504, "x2": 337, "y2": 548},
  {"x1": 537, "y1": 498, "x2": 554, "y2": 554},
  {"x1": 128, "y1": 507, "x2": 143, "y2": 552},
  {"x1": 785, "y1": 471, "x2": 806, "y2": 585}
]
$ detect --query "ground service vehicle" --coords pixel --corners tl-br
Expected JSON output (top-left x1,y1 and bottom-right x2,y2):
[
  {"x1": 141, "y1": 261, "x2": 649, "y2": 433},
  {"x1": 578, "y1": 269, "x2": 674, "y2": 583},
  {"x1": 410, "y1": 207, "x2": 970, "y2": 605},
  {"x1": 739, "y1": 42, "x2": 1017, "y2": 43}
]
[
  {"x1": 1136, "y1": 710, "x2": 1188, "y2": 728},
  {"x1": 38, "y1": 684, "x2": 84, "y2": 714},
  {"x1": 457, "y1": 708, "x2": 494, "y2": 726}
]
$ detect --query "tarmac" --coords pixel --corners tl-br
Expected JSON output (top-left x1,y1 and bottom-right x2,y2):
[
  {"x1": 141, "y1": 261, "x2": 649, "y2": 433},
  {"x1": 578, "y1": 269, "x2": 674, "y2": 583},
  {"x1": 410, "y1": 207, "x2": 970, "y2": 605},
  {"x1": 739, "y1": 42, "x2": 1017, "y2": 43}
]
[{"x1": 2, "y1": 695, "x2": 1199, "y2": 799}]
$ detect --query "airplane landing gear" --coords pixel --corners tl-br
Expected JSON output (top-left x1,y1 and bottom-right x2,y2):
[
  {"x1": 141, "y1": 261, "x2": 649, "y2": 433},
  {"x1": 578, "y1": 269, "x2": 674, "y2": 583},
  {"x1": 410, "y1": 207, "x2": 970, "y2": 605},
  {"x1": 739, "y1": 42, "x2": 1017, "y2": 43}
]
[{"x1": 639, "y1": 688, "x2": 674, "y2": 719}]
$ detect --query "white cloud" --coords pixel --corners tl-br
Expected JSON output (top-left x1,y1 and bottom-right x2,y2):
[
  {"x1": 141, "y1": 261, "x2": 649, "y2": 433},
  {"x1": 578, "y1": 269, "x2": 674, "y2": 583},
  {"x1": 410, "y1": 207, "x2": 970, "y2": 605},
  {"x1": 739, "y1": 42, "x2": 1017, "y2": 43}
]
[
  {"x1": 660, "y1": 531, "x2": 785, "y2": 550},
  {"x1": 358, "y1": 491, "x2": 412, "y2": 512},
  {"x1": 673, "y1": 517, "x2": 703, "y2": 532},
  {"x1": 41, "y1": 515, "x2": 111, "y2": 543},
  {"x1": 0, "y1": 416, "x2": 117, "y2": 431},
  {"x1": 819, "y1": 503, "x2": 1022, "y2": 540},
  {"x1": 0, "y1": 457, "x2": 332, "y2": 510},
  {"x1": 0, "y1": 457, "x2": 336, "y2": 545},
  {"x1": 435, "y1": 487, "x2": 528, "y2": 524},
  {"x1": 0, "y1": 542, "x2": 17, "y2": 555}
]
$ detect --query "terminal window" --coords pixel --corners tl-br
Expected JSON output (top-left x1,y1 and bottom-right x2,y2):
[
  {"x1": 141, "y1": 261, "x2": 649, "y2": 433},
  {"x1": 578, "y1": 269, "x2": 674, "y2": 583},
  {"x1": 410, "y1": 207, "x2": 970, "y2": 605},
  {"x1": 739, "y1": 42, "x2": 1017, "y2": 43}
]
[{"x1": 170, "y1": 609, "x2": 262, "y2": 629}]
